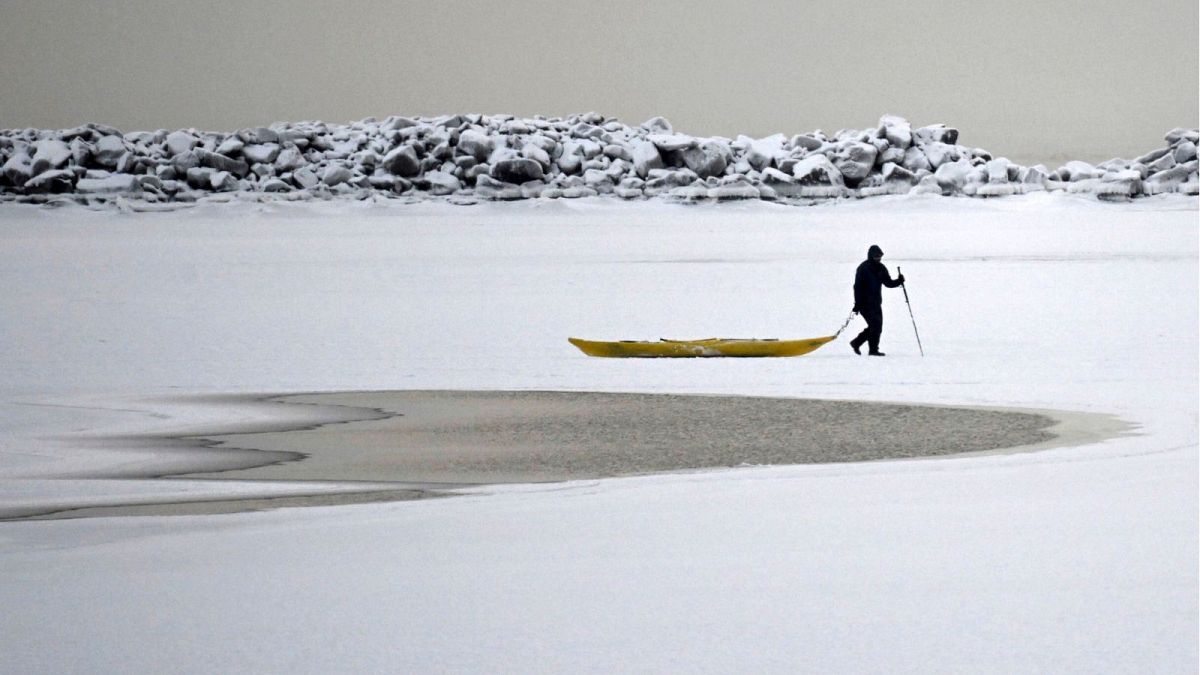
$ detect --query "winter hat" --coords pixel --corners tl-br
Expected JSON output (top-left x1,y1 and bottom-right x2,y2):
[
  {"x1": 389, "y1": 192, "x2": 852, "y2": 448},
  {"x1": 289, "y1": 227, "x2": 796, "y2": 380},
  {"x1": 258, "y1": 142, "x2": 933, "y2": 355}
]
[{"x1": 868, "y1": 244, "x2": 883, "y2": 258}]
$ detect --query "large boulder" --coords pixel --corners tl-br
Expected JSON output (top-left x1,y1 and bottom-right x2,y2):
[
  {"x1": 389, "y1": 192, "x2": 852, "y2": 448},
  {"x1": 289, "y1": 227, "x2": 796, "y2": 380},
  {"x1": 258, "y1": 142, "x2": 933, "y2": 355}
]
[
  {"x1": 93, "y1": 135, "x2": 127, "y2": 168},
  {"x1": 791, "y1": 155, "x2": 844, "y2": 185},
  {"x1": 423, "y1": 171, "x2": 461, "y2": 195},
  {"x1": 790, "y1": 134, "x2": 824, "y2": 151},
  {"x1": 879, "y1": 115, "x2": 912, "y2": 149},
  {"x1": 196, "y1": 149, "x2": 249, "y2": 178},
  {"x1": 490, "y1": 158, "x2": 544, "y2": 184},
  {"x1": 76, "y1": 174, "x2": 142, "y2": 193},
  {"x1": 292, "y1": 166, "x2": 320, "y2": 189},
  {"x1": 828, "y1": 142, "x2": 878, "y2": 183},
  {"x1": 520, "y1": 143, "x2": 552, "y2": 169},
  {"x1": 69, "y1": 138, "x2": 92, "y2": 166},
  {"x1": 382, "y1": 145, "x2": 421, "y2": 177},
  {"x1": 274, "y1": 146, "x2": 306, "y2": 172},
  {"x1": 557, "y1": 142, "x2": 584, "y2": 174},
  {"x1": 902, "y1": 146, "x2": 932, "y2": 172},
  {"x1": 933, "y1": 158, "x2": 974, "y2": 193},
  {"x1": 922, "y1": 142, "x2": 958, "y2": 168},
  {"x1": 1164, "y1": 128, "x2": 1199, "y2": 145},
  {"x1": 640, "y1": 116, "x2": 673, "y2": 134},
  {"x1": 913, "y1": 124, "x2": 958, "y2": 145},
  {"x1": 985, "y1": 158, "x2": 1011, "y2": 183},
  {"x1": 473, "y1": 174, "x2": 524, "y2": 200},
  {"x1": 681, "y1": 140, "x2": 730, "y2": 178},
  {"x1": 30, "y1": 139, "x2": 71, "y2": 175},
  {"x1": 738, "y1": 134, "x2": 787, "y2": 171},
  {"x1": 322, "y1": 164, "x2": 353, "y2": 187},
  {"x1": 216, "y1": 136, "x2": 245, "y2": 156},
  {"x1": 708, "y1": 175, "x2": 760, "y2": 200},
  {"x1": 1173, "y1": 141, "x2": 1197, "y2": 163},
  {"x1": 243, "y1": 143, "x2": 282, "y2": 165},
  {"x1": 24, "y1": 168, "x2": 75, "y2": 192},
  {"x1": 172, "y1": 149, "x2": 200, "y2": 174},
  {"x1": 165, "y1": 131, "x2": 198, "y2": 156},
  {"x1": 1144, "y1": 160, "x2": 1199, "y2": 194},
  {"x1": 238, "y1": 127, "x2": 280, "y2": 145},
  {"x1": 648, "y1": 134, "x2": 694, "y2": 153},
  {"x1": 630, "y1": 141, "x2": 663, "y2": 178},
  {"x1": 1061, "y1": 161, "x2": 1104, "y2": 181},
  {"x1": 4, "y1": 151, "x2": 34, "y2": 186},
  {"x1": 456, "y1": 129, "x2": 493, "y2": 162}
]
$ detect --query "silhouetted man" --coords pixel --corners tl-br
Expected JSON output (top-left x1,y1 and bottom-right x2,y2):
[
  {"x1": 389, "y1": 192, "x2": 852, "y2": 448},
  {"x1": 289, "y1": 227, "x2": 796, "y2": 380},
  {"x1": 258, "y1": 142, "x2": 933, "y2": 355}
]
[{"x1": 851, "y1": 245, "x2": 904, "y2": 356}]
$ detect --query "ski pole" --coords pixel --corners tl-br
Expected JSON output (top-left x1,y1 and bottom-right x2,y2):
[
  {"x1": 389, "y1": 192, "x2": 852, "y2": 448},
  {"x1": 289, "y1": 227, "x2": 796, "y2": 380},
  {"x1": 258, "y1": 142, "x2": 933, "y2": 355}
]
[{"x1": 898, "y1": 266, "x2": 925, "y2": 357}]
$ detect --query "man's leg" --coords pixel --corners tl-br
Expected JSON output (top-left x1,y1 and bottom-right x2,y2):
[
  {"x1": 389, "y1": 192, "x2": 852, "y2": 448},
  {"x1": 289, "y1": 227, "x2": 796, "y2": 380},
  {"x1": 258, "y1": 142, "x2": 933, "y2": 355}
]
[
  {"x1": 850, "y1": 316, "x2": 870, "y2": 353},
  {"x1": 864, "y1": 308, "x2": 883, "y2": 354}
]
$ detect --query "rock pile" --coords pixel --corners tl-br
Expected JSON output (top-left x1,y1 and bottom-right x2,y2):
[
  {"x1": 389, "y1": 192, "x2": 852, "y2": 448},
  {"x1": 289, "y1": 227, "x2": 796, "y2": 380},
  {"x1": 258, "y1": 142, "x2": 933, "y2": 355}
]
[{"x1": 1, "y1": 114, "x2": 1196, "y2": 206}]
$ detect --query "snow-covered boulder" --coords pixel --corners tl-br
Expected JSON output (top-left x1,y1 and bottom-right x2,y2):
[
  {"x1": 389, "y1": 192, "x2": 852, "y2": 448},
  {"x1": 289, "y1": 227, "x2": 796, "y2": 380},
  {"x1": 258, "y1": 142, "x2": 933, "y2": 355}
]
[
  {"x1": 292, "y1": 166, "x2": 320, "y2": 189},
  {"x1": 3, "y1": 150, "x2": 33, "y2": 186},
  {"x1": 1060, "y1": 161, "x2": 1104, "y2": 181},
  {"x1": 196, "y1": 149, "x2": 249, "y2": 177},
  {"x1": 491, "y1": 158, "x2": 544, "y2": 184},
  {"x1": 23, "y1": 168, "x2": 75, "y2": 192},
  {"x1": 913, "y1": 124, "x2": 958, "y2": 146},
  {"x1": 322, "y1": 164, "x2": 353, "y2": 187},
  {"x1": 631, "y1": 141, "x2": 664, "y2": 178},
  {"x1": 902, "y1": 146, "x2": 932, "y2": 173},
  {"x1": 216, "y1": 136, "x2": 244, "y2": 157},
  {"x1": 238, "y1": 127, "x2": 280, "y2": 145},
  {"x1": 708, "y1": 175, "x2": 760, "y2": 200},
  {"x1": 520, "y1": 143, "x2": 552, "y2": 169},
  {"x1": 1172, "y1": 141, "x2": 1196, "y2": 163},
  {"x1": 790, "y1": 134, "x2": 824, "y2": 151},
  {"x1": 934, "y1": 158, "x2": 974, "y2": 194},
  {"x1": 93, "y1": 135, "x2": 127, "y2": 168},
  {"x1": 473, "y1": 174, "x2": 524, "y2": 200},
  {"x1": 243, "y1": 143, "x2": 281, "y2": 165},
  {"x1": 648, "y1": 134, "x2": 694, "y2": 153},
  {"x1": 640, "y1": 117, "x2": 673, "y2": 134},
  {"x1": 828, "y1": 142, "x2": 878, "y2": 184},
  {"x1": 879, "y1": 115, "x2": 912, "y2": 149},
  {"x1": 261, "y1": 177, "x2": 291, "y2": 192},
  {"x1": 681, "y1": 140, "x2": 730, "y2": 178},
  {"x1": 382, "y1": 145, "x2": 421, "y2": 177},
  {"x1": 792, "y1": 155, "x2": 844, "y2": 186},
  {"x1": 923, "y1": 142, "x2": 958, "y2": 169},
  {"x1": 274, "y1": 147, "x2": 306, "y2": 173},
  {"x1": 1165, "y1": 128, "x2": 1199, "y2": 145},
  {"x1": 422, "y1": 171, "x2": 461, "y2": 195},
  {"x1": 1144, "y1": 161, "x2": 1199, "y2": 194},
  {"x1": 165, "y1": 131, "x2": 198, "y2": 157},
  {"x1": 77, "y1": 174, "x2": 142, "y2": 194},
  {"x1": 31, "y1": 140, "x2": 71, "y2": 176},
  {"x1": 456, "y1": 129, "x2": 493, "y2": 163}
]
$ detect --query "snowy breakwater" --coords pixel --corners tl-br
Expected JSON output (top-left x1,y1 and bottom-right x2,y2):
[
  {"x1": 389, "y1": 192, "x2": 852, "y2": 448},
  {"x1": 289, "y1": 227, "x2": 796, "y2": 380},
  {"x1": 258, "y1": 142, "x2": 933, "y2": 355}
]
[{"x1": 1, "y1": 114, "x2": 1196, "y2": 207}]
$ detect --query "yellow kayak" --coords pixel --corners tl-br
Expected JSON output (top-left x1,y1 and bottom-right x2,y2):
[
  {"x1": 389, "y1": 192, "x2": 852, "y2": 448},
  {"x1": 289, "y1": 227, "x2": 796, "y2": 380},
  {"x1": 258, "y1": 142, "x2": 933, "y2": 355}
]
[{"x1": 568, "y1": 335, "x2": 836, "y2": 358}]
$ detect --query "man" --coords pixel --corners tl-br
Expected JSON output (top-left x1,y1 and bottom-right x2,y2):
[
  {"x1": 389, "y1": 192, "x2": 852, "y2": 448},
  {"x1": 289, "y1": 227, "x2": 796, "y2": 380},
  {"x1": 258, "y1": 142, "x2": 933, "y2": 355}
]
[{"x1": 850, "y1": 245, "x2": 904, "y2": 356}]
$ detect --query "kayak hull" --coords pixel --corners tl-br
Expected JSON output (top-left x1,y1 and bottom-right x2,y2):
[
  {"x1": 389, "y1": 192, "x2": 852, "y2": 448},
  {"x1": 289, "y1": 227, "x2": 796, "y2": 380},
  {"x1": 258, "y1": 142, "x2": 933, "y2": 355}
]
[{"x1": 568, "y1": 335, "x2": 836, "y2": 358}]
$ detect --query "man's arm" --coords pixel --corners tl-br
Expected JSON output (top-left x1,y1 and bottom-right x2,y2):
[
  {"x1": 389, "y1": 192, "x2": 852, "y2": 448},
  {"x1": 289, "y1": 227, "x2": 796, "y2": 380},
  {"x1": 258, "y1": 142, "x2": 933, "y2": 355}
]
[{"x1": 881, "y1": 264, "x2": 905, "y2": 288}]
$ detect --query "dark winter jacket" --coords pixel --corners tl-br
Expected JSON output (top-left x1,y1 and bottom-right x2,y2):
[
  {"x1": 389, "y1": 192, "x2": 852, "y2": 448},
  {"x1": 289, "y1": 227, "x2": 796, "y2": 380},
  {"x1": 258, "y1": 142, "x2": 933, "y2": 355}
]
[{"x1": 853, "y1": 259, "x2": 902, "y2": 310}]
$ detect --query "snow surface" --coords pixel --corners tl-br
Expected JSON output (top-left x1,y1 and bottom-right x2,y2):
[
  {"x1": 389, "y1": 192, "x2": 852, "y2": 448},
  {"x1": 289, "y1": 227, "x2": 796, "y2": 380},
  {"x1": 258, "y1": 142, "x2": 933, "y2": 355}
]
[{"x1": 0, "y1": 194, "x2": 1196, "y2": 673}]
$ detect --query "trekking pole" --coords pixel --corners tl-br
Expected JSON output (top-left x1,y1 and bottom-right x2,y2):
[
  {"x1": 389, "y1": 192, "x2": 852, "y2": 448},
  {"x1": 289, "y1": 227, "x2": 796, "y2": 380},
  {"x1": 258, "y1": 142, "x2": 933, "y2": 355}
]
[{"x1": 898, "y1": 266, "x2": 925, "y2": 357}]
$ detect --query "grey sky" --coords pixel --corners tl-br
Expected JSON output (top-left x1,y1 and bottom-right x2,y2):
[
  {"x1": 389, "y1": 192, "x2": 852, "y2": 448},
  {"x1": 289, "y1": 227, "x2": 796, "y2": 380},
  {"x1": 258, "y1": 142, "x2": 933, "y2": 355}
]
[{"x1": 1, "y1": 0, "x2": 1196, "y2": 165}]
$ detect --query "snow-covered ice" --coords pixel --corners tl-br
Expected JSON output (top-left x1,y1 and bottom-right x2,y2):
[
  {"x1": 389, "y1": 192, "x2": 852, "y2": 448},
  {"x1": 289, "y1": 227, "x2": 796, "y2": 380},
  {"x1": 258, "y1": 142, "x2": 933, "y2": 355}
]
[{"x1": 0, "y1": 194, "x2": 1196, "y2": 672}]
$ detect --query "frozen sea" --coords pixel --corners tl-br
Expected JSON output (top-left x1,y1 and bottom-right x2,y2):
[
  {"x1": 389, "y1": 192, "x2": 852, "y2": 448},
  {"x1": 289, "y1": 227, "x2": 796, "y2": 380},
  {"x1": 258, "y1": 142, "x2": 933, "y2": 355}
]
[{"x1": 0, "y1": 194, "x2": 1196, "y2": 673}]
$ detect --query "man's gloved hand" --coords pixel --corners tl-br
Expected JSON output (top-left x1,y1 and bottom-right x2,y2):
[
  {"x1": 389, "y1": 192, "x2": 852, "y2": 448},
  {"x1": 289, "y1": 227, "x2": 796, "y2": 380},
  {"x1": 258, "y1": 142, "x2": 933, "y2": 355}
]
[{"x1": 896, "y1": 274, "x2": 905, "y2": 284}]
